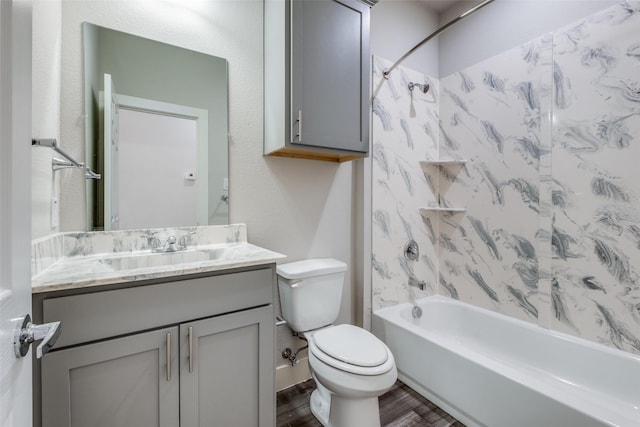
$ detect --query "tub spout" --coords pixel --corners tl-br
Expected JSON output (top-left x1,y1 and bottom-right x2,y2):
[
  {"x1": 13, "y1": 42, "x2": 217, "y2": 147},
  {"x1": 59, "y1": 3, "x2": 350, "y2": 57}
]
[{"x1": 408, "y1": 277, "x2": 426, "y2": 291}]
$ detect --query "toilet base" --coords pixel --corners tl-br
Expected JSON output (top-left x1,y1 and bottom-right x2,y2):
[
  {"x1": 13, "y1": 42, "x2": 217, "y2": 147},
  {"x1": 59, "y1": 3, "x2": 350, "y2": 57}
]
[
  {"x1": 310, "y1": 388, "x2": 330, "y2": 426},
  {"x1": 309, "y1": 380, "x2": 382, "y2": 427}
]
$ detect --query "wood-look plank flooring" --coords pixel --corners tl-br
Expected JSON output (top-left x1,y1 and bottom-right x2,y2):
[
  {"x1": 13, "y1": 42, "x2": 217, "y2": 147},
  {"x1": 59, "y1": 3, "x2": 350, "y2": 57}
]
[{"x1": 277, "y1": 379, "x2": 465, "y2": 427}]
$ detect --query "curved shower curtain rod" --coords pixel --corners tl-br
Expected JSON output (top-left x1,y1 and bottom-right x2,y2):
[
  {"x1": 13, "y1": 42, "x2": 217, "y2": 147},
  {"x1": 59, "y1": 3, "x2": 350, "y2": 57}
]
[{"x1": 383, "y1": 0, "x2": 495, "y2": 79}]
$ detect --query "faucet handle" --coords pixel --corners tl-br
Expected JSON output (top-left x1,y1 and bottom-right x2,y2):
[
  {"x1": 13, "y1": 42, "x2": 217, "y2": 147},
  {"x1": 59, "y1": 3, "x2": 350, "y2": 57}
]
[
  {"x1": 143, "y1": 235, "x2": 161, "y2": 250},
  {"x1": 178, "y1": 231, "x2": 196, "y2": 249}
]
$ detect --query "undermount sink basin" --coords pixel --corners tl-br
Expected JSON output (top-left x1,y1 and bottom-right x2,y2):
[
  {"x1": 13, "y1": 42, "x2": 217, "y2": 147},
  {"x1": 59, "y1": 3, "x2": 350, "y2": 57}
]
[{"x1": 99, "y1": 247, "x2": 226, "y2": 271}]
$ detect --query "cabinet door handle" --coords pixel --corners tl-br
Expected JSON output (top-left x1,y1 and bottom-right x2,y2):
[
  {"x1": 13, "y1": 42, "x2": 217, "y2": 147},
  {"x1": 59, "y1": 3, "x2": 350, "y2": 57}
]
[
  {"x1": 166, "y1": 333, "x2": 171, "y2": 382},
  {"x1": 296, "y1": 110, "x2": 302, "y2": 142},
  {"x1": 188, "y1": 326, "x2": 194, "y2": 373}
]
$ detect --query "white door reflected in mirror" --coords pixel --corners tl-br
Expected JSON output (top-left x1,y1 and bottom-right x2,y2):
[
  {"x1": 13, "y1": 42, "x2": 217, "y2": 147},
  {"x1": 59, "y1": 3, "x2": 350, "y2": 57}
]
[
  {"x1": 102, "y1": 74, "x2": 209, "y2": 230},
  {"x1": 119, "y1": 109, "x2": 199, "y2": 229}
]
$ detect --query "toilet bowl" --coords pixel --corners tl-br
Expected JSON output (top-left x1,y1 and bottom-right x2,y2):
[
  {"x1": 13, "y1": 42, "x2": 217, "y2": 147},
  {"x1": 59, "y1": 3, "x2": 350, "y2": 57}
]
[
  {"x1": 305, "y1": 325, "x2": 397, "y2": 427},
  {"x1": 277, "y1": 259, "x2": 398, "y2": 427}
]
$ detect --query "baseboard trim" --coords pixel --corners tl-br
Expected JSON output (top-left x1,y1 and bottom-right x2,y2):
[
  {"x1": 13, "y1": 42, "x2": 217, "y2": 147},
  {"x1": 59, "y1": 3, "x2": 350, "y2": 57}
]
[{"x1": 276, "y1": 357, "x2": 311, "y2": 392}]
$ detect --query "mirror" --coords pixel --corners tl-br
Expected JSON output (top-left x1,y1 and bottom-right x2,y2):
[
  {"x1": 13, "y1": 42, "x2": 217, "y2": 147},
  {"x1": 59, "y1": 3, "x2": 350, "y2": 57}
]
[{"x1": 83, "y1": 23, "x2": 229, "y2": 230}]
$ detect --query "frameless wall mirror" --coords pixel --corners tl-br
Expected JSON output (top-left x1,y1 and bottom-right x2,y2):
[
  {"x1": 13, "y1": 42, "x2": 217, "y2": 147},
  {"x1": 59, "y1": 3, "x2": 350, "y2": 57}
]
[{"x1": 83, "y1": 23, "x2": 229, "y2": 230}]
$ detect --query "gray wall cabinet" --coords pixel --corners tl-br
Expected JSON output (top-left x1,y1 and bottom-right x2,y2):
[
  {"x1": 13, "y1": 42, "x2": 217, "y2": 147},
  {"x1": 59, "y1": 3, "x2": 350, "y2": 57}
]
[
  {"x1": 265, "y1": 0, "x2": 371, "y2": 163},
  {"x1": 35, "y1": 267, "x2": 276, "y2": 427}
]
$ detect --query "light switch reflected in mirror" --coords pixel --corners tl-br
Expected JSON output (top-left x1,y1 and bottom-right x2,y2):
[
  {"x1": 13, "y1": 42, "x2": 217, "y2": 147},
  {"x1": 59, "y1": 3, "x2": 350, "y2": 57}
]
[{"x1": 83, "y1": 23, "x2": 229, "y2": 231}]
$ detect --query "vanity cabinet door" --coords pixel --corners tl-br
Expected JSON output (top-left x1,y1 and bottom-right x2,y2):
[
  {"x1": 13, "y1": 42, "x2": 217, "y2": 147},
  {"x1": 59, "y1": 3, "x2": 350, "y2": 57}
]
[
  {"x1": 179, "y1": 305, "x2": 275, "y2": 427},
  {"x1": 41, "y1": 326, "x2": 180, "y2": 427}
]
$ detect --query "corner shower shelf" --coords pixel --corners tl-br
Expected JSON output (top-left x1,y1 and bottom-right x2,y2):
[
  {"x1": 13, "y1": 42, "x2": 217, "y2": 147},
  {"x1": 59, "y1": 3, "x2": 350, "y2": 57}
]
[
  {"x1": 419, "y1": 160, "x2": 466, "y2": 217},
  {"x1": 419, "y1": 207, "x2": 466, "y2": 216}
]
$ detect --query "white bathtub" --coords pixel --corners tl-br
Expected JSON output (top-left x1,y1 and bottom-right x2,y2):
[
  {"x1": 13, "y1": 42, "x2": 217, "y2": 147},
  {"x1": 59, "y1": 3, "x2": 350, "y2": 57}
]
[{"x1": 372, "y1": 296, "x2": 640, "y2": 427}]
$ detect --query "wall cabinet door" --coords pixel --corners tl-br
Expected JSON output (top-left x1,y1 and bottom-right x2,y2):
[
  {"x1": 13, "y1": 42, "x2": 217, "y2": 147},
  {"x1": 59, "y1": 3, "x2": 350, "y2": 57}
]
[
  {"x1": 264, "y1": 0, "x2": 371, "y2": 162},
  {"x1": 291, "y1": 0, "x2": 370, "y2": 154},
  {"x1": 41, "y1": 326, "x2": 180, "y2": 427},
  {"x1": 180, "y1": 305, "x2": 275, "y2": 427}
]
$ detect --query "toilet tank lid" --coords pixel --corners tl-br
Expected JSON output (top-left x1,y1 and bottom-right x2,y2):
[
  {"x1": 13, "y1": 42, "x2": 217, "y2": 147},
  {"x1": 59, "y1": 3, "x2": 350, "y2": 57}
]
[{"x1": 277, "y1": 258, "x2": 347, "y2": 280}]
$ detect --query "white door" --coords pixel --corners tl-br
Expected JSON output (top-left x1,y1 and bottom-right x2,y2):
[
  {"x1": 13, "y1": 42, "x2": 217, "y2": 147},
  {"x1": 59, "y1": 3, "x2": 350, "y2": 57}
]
[
  {"x1": 0, "y1": 1, "x2": 33, "y2": 426},
  {"x1": 103, "y1": 73, "x2": 120, "y2": 230}
]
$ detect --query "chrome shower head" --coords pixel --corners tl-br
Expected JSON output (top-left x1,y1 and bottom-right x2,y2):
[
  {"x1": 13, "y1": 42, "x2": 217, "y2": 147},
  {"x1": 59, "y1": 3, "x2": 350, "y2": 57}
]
[{"x1": 408, "y1": 82, "x2": 430, "y2": 94}]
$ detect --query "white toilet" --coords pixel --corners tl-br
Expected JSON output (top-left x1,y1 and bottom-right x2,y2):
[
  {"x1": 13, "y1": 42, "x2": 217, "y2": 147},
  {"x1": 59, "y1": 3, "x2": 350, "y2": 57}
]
[{"x1": 277, "y1": 258, "x2": 397, "y2": 427}]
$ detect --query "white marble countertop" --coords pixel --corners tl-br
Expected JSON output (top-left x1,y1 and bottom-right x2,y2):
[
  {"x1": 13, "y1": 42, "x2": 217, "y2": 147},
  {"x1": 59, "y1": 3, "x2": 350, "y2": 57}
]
[
  {"x1": 32, "y1": 242, "x2": 285, "y2": 293},
  {"x1": 31, "y1": 224, "x2": 285, "y2": 294}
]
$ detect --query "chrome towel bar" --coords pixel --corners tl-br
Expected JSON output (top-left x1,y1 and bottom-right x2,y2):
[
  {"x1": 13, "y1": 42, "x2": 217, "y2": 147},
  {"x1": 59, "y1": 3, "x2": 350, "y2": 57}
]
[{"x1": 32, "y1": 138, "x2": 101, "y2": 180}]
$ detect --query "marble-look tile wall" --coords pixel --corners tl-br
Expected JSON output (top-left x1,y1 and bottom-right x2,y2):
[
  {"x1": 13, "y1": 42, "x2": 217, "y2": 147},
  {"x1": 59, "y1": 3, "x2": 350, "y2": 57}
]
[
  {"x1": 437, "y1": 36, "x2": 552, "y2": 323},
  {"x1": 550, "y1": 2, "x2": 640, "y2": 353},
  {"x1": 372, "y1": 1, "x2": 640, "y2": 355},
  {"x1": 371, "y1": 56, "x2": 440, "y2": 309}
]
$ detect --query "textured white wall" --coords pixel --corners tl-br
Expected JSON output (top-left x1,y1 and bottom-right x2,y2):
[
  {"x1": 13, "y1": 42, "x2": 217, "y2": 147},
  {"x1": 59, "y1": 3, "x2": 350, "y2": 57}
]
[
  {"x1": 371, "y1": 0, "x2": 440, "y2": 77},
  {"x1": 32, "y1": 0, "x2": 61, "y2": 239}
]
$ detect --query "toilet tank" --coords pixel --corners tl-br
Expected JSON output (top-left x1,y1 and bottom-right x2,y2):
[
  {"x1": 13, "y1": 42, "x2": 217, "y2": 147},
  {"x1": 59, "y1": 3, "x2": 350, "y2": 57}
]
[{"x1": 277, "y1": 258, "x2": 347, "y2": 332}]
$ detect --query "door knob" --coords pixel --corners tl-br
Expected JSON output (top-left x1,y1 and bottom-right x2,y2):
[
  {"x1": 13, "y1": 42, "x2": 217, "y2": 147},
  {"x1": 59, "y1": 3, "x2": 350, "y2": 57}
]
[{"x1": 14, "y1": 314, "x2": 62, "y2": 359}]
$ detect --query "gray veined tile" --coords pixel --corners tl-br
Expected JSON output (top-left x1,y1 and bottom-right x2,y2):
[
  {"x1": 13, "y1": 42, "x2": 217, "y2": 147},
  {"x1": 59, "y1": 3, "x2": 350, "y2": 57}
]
[
  {"x1": 513, "y1": 261, "x2": 539, "y2": 289},
  {"x1": 439, "y1": 274, "x2": 460, "y2": 300},
  {"x1": 480, "y1": 120, "x2": 505, "y2": 154},
  {"x1": 466, "y1": 266, "x2": 500, "y2": 303},
  {"x1": 482, "y1": 71, "x2": 506, "y2": 93},
  {"x1": 551, "y1": 225, "x2": 580, "y2": 260},
  {"x1": 468, "y1": 216, "x2": 502, "y2": 261},
  {"x1": 507, "y1": 285, "x2": 539, "y2": 319},
  {"x1": 372, "y1": 253, "x2": 392, "y2": 280},
  {"x1": 373, "y1": 143, "x2": 391, "y2": 180},
  {"x1": 589, "y1": 237, "x2": 633, "y2": 284},
  {"x1": 400, "y1": 118, "x2": 415, "y2": 150},
  {"x1": 581, "y1": 46, "x2": 618, "y2": 72},
  {"x1": 595, "y1": 302, "x2": 640, "y2": 352},
  {"x1": 506, "y1": 178, "x2": 540, "y2": 212},
  {"x1": 580, "y1": 276, "x2": 607, "y2": 293},
  {"x1": 458, "y1": 71, "x2": 476, "y2": 93},
  {"x1": 396, "y1": 160, "x2": 415, "y2": 196},
  {"x1": 595, "y1": 114, "x2": 635, "y2": 149},
  {"x1": 551, "y1": 277, "x2": 576, "y2": 329},
  {"x1": 516, "y1": 81, "x2": 539, "y2": 110},
  {"x1": 553, "y1": 60, "x2": 573, "y2": 109},
  {"x1": 627, "y1": 42, "x2": 640, "y2": 60},
  {"x1": 591, "y1": 177, "x2": 630, "y2": 202},
  {"x1": 374, "y1": 210, "x2": 391, "y2": 239},
  {"x1": 514, "y1": 136, "x2": 548, "y2": 165}
]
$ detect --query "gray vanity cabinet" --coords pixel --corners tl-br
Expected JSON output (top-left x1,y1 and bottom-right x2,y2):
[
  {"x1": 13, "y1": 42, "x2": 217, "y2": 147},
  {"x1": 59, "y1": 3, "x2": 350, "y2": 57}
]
[
  {"x1": 264, "y1": 0, "x2": 371, "y2": 162},
  {"x1": 41, "y1": 327, "x2": 180, "y2": 427},
  {"x1": 180, "y1": 306, "x2": 273, "y2": 426},
  {"x1": 36, "y1": 267, "x2": 276, "y2": 427}
]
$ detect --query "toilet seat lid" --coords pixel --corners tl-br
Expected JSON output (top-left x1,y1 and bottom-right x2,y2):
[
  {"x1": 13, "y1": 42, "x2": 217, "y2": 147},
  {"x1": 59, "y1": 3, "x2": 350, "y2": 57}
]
[{"x1": 312, "y1": 324, "x2": 388, "y2": 367}]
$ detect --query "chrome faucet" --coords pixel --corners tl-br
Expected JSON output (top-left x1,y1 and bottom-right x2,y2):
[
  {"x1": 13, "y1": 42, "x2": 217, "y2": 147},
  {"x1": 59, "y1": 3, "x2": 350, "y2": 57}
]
[
  {"x1": 160, "y1": 236, "x2": 181, "y2": 252},
  {"x1": 143, "y1": 232, "x2": 195, "y2": 253},
  {"x1": 408, "y1": 276, "x2": 426, "y2": 291}
]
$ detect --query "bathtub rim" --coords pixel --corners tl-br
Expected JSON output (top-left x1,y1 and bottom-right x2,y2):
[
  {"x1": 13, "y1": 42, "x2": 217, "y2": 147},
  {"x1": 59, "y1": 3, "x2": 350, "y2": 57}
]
[
  {"x1": 372, "y1": 295, "x2": 640, "y2": 427},
  {"x1": 374, "y1": 295, "x2": 640, "y2": 365}
]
